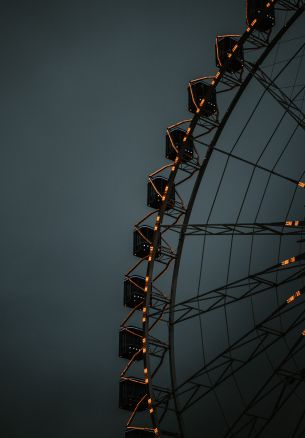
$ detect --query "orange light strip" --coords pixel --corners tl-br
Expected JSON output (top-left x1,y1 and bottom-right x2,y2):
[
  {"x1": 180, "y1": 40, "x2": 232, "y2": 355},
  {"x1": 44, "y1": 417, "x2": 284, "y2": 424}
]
[
  {"x1": 120, "y1": 348, "x2": 144, "y2": 377},
  {"x1": 126, "y1": 393, "x2": 148, "y2": 427},
  {"x1": 122, "y1": 327, "x2": 143, "y2": 337},
  {"x1": 287, "y1": 290, "x2": 302, "y2": 304},
  {"x1": 120, "y1": 306, "x2": 142, "y2": 327},
  {"x1": 142, "y1": 306, "x2": 147, "y2": 323},
  {"x1": 285, "y1": 220, "x2": 300, "y2": 227},
  {"x1": 121, "y1": 376, "x2": 146, "y2": 384},
  {"x1": 217, "y1": 34, "x2": 241, "y2": 38},
  {"x1": 149, "y1": 163, "x2": 173, "y2": 178},
  {"x1": 167, "y1": 119, "x2": 192, "y2": 130},
  {"x1": 189, "y1": 75, "x2": 214, "y2": 84},
  {"x1": 126, "y1": 426, "x2": 156, "y2": 433},
  {"x1": 188, "y1": 82, "x2": 200, "y2": 113},
  {"x1": 281, "y1": 256, "x2": 296, "y2": 266},
  {"x1": 134, "y1": 209, "x2": 156, "y2": 228},
  {"x1": 142, "y1": 338, "x2": 146, "y2": 353}
]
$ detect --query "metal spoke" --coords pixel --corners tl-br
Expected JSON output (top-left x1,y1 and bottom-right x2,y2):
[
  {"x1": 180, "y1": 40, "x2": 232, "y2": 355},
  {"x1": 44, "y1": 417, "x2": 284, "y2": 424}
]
[
  {"x1": 246, "y1": 57, "x2": 305, "y2": 128},
  {"x1": 165, "y1": 254, "x2": 305, "y2": 324},
  {"x1": 193, "y1": 134, "x2": 305, "y2": 186},
  {"x1": 175, "y1": 301, "x2": 305, "y2": 415},
  {"x1": 162, "y1": 221, "x2": 305, "y2": 236},
  {"x1": 224, "y1": 333, "x2": 305, "y2": 437}
]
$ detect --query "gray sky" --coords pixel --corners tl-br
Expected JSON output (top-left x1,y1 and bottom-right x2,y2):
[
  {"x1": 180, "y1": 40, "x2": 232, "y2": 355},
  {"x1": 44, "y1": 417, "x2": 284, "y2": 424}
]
[{"x1": 1, "y1": 1, "x2": 304, "y2": 437}]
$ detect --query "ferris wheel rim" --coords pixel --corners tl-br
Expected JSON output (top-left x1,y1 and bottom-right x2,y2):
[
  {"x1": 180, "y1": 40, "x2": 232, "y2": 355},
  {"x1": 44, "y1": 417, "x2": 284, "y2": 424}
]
[
  {"x1": 119, "y1": 2, "x2": 305, "y2": 437},
  {"x1": 152, "y1": 4, "x2": 305, "y2": 436}
]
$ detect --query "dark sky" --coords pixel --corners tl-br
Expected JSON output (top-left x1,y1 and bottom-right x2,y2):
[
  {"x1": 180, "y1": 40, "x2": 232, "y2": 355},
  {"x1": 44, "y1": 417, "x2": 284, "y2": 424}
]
[{"x1": 1, "y1": 1, "x2": 304, "y2": 437}]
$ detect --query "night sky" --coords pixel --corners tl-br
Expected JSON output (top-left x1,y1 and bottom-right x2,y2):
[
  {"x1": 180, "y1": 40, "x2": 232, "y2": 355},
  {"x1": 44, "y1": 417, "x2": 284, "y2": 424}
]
[{"x1": 1, "y1": 1, "x2": 304, "y2": 437}]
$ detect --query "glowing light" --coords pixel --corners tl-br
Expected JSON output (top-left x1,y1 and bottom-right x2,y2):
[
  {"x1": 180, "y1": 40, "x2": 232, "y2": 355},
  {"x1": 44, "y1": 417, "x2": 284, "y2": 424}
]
[
  {"x1": 287, "y1": 290, "x2": 301, "y2": 304},
  {"x1": 285, "y1": 220, "x2": 300, "y2": 227},
  {"x1": 298, "y1": 181, "x2": 305, "y2": 188},
  {"x1": 281, "y1": 256, "x2": 296, "y2": 266}
]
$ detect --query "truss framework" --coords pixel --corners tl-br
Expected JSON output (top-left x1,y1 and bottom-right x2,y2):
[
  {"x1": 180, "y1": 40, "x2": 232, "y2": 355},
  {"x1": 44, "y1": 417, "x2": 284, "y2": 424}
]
[{"x1": 119, "y1": 2, "x2": 305, "y2": 437}]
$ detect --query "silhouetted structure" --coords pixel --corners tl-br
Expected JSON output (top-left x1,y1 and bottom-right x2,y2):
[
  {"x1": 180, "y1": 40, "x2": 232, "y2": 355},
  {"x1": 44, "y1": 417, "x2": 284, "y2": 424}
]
[
  {"x1": 124, "y1": 276, "x2": 146, "y2": 309},
  {"x1": 119, "y1": 327, "x2": 143, "y2": 360},
  {"x1": 147, "y1": 176, "x2": 175, "y2": 210},
  {"x1": 247, "y1": 0, "x2": 275, "y2": 31},
  {"x1": 119, "y1": 378, "x2": 147, "y2": 411},
  {"x1": 120, "y1": 2, "x2": 305, "y2": 436},
  {"x1": 215, "y1": 35, "x2": 244, "y2": 72},
  {"x1": 188, "y1": 80, "x2": 218, "y2": 116},
  {"x1": 165, "y1": 129, "x2": 194, "y2": 162},
  {"x1": 133, "y1": 226, "x2": 160, "y2": 258}
]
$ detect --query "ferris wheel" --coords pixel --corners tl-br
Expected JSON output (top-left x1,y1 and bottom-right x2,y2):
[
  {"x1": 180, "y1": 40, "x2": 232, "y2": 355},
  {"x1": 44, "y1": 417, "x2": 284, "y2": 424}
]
[{"x1": 119, "y1": 1, "x2": 305, "y2": 437}]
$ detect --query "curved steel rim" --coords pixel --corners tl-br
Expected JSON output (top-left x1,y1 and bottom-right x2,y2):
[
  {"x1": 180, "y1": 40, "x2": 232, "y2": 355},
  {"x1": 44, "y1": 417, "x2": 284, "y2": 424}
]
[{"x1": 140, "y1": 2, "x2": 305, "y2": 437}]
